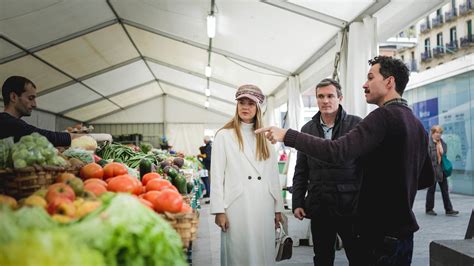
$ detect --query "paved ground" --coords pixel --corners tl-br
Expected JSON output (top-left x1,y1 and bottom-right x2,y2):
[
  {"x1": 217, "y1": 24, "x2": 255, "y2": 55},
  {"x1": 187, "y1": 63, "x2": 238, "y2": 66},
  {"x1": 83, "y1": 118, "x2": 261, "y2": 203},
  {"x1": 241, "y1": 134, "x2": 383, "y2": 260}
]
[{"x1": 192, "y1": 189, "x2": 473, "y2": 265}]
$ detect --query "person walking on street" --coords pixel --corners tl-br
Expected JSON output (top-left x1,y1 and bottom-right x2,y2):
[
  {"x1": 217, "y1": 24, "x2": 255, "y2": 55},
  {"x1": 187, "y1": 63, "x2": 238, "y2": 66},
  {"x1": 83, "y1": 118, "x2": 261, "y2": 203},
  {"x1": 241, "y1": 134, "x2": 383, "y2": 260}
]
[
  {"x1": 292, "y1": 78, "x2": 363, "y2": 265},
  {"x1": 425, "y1": 125, "x2": 459, "y2": 216},
  {"x1": 256, "y1": 56, "x2": 435, "y2": 265},
  {"x1": 210, "y1": 84, "x2": 284, "y2": 266}
]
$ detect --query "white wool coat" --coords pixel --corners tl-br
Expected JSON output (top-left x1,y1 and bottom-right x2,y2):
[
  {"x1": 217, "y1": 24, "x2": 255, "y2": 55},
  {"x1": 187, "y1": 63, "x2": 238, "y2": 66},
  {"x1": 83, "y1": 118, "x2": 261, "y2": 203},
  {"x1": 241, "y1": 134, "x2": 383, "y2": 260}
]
[{"x1": 210, "y1": 123, "x2": 284, "y2": 266}]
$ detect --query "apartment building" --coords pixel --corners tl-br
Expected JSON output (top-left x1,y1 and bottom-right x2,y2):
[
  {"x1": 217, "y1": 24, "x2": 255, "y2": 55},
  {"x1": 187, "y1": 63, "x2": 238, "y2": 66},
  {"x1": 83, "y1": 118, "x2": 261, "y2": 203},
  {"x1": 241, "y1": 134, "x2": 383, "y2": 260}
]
[{"x1": 397, "y1": 0, "x2": 473, "y2": 71}]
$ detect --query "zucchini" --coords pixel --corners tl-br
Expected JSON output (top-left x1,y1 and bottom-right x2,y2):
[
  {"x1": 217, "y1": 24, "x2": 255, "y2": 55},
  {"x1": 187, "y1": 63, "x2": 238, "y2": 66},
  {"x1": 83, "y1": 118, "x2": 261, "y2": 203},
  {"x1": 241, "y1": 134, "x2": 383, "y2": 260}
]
[{"x1": 139, "y1": 158, "x2": 152, "y2": 179}]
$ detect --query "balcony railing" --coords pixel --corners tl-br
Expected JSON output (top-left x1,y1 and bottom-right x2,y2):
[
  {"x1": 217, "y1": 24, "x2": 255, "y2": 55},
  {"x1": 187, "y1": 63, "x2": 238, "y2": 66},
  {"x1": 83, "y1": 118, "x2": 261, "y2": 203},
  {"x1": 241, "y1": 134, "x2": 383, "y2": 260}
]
[
  {"x1": 445, "y1": 40, "x2": 459, "y2": 52},
  {"x1": 420, "y1": 22, "x2": 431, "y2": 34},
  {"x1": 432, "y1": 15, "x2": 444, "y2": 28},
  {"x1": 445, "y1": 8, "x2": 458, "y2": 22},
  {"x1": 421, "y1": 50, "x2": 432, "y2": 62},
  {"x1": 405, "y1": 60, "x2": 418, "y2": 72},
  {"x1": 460, "y1": 34, "x2": 474, "y2": 47},
  {"x1": 433, "y1": 47, "x2": 445, "y2": 57},
  {"x1": 459, "y1": 0, "x2": 473, "y2": 16}
]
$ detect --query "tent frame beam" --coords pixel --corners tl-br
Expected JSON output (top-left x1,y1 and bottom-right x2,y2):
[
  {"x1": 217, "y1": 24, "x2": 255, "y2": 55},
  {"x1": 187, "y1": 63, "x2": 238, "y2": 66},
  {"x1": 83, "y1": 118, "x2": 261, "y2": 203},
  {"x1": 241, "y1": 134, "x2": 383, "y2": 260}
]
[
  {"x1": 0, "y1": 19, "x2": 118, "y2": 64},
  {"x1": 123, "y1": 19, "x2": 292, "y2": 76},
  {"x1": 261, "y1": 0, "x2": 347, "y2": 28}
]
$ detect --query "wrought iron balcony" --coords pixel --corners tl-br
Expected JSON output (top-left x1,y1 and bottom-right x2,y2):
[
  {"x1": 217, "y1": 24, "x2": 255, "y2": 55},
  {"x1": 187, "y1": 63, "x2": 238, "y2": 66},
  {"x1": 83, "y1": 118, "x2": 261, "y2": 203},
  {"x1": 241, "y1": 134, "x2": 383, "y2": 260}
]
[
  {"x1": 459, "y1": 0, "x2": 473, "y2": 16},
  {"x1": 421, "y1": 51, "x2": 432, "y2": 62},
  {"x1": 445, "y1": 8, "x2": 458, "y2": 22},
  {"x1": 433, "y1": 47, "x2": 445, "y2": 57},
  {"x1": 445, "y1": 40, "x2": 459, "y2": 52},
  {"x1": 420, "y1": 22, "x2": 431, "y2": 34},
  {"x1": 460, "y1": 35, "x2": 474, "y2": 48},
  {"x1": 432, "y1": 15, "x2": 444, "y2": 28}
]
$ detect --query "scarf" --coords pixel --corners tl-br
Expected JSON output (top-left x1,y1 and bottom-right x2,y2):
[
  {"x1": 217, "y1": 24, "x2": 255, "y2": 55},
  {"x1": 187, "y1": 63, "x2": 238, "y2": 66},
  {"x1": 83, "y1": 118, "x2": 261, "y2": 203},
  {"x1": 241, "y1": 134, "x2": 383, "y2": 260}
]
[{"x1": 435, "y1": 140, "x2": 444, "y2": 165}]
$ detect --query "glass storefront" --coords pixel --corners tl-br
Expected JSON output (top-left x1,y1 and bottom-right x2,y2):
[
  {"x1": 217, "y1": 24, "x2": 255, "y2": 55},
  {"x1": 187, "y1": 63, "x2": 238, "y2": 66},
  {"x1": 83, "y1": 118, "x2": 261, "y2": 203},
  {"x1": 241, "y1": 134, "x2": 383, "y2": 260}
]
[{"x1": 405, "y1": 71, "x2": 473, "y2": 195}]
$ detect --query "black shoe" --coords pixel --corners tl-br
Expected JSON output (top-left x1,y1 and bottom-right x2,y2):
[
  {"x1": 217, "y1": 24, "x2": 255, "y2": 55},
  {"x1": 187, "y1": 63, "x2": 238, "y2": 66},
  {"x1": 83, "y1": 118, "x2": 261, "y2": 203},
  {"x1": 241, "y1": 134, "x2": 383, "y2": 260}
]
[
  {"x1": 446, "y1": 210, "x2": 459, "y2": 216},
  {"x1": 426, "y1": 210, "x2": 437, "y2": 216}
]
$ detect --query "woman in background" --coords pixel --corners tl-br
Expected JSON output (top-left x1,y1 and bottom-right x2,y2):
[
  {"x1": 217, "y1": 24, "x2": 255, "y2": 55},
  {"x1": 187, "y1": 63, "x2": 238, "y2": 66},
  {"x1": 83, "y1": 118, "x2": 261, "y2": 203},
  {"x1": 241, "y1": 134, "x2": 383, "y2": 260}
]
[
  {"x1": 210, "y1": 84, "x2": 283, "y2": 266},
  {"x1": 425, "y1": 125, "x2": 459, "y2": 216}
]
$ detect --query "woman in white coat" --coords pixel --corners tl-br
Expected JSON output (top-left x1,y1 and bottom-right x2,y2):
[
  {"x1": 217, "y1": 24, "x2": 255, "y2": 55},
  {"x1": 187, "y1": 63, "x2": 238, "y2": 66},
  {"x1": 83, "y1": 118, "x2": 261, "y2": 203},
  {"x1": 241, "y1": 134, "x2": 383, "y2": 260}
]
[{"x1": 210, "y1": 84, "x2": 284, "y2": 266}]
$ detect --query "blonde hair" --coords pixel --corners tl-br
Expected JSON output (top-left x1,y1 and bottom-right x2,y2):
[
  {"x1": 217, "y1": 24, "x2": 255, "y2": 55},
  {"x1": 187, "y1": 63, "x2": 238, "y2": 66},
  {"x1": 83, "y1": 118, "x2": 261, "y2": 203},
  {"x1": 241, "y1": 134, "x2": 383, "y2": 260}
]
[
  {"x1": 430, "y1": 125, "x2": 443, "y2": 135},
  {"x1": 219, "y1": 104, "x2": 270, "y2": 161}
]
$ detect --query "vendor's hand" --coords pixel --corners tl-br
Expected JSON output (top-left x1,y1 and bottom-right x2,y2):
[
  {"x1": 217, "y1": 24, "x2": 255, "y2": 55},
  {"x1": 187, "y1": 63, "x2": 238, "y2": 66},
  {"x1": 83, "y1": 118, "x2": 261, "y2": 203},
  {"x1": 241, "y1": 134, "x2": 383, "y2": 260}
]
[
  {"x1": 255, "y1": 127, "x2": 288, "y2": 144},
  {"x1": 275, "y1": 212, "x2": 282, "y2": 229},
  {"x1": 215, "y1": 213, "x2": 229, "y2": 232},
  {"x1": 293, "y1": 208, "x2": 306, "y2": 220}
]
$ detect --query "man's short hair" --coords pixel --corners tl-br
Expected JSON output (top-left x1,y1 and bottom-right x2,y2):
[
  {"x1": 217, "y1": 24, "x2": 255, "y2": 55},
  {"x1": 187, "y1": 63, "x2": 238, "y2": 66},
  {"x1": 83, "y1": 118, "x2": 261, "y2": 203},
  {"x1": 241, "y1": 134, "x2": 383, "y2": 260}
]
[
  {"x1": 368, "y1": 56, "x2": 410, "y2": 96},
  {"x1": 315, "y1": 78, "x2": 343, "y2": 98},
  {"x1": 2, "y1": 76, "x2": 36, "y2": 106},
  {"x1": 204, "y1": 136, "x2": 211, "y2": 142}
]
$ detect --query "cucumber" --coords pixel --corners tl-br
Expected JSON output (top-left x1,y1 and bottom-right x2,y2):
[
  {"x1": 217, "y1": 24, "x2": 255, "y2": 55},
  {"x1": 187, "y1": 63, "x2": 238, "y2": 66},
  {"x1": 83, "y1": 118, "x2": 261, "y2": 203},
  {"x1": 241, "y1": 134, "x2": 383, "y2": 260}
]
[{"x1": 139, "y1": 158, "x2": 152, "y2": 179}]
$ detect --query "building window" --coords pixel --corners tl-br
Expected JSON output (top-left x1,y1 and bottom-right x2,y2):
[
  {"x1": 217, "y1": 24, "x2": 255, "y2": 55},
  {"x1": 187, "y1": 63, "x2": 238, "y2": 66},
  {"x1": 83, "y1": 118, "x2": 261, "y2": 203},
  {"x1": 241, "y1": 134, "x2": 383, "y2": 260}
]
[
  {"x1": 425, "y1": 38, "x2": 431, "y2": 52},
  {"x1": 401, "y1": 55, "x2": 405, "y2": 61},
  {"x1": 436, "y1": 8, "x2": 442, "y2": 16},
  {"x1": 468, "y1": 20, "x2": 472, "y2": 37},
  {"x1": 450, "y1": 27, "x2": 457, "y2": 42},
  {"x1": 451, "y1": 0, "x2": 456, "y2": 8},
  {"x1": 411, "y1": 51, "x2": 415, "y2": 59},
  {"x1": 437, "y1": 33, "x2": 443, "y2": 47}
]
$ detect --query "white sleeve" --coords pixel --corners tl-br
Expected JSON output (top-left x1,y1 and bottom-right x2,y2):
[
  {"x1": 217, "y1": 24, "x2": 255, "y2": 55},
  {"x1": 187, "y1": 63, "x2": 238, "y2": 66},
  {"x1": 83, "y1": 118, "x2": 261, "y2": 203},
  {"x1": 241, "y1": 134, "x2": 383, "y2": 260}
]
[
  {"x1": 210, "y1": 131, "x2": 227, "y2": 214},
  {"x1": 270, "y1": 146, "x2": 284, "y2": 212}
]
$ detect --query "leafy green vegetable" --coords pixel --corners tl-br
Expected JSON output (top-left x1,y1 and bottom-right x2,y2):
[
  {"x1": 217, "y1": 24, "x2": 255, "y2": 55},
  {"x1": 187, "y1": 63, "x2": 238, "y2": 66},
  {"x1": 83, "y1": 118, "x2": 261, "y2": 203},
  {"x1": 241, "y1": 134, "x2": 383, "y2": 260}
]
[
  {"x1": 0, "y1": 231, "x2": 106, "y2": 266},
  {"x1": 65, "y1": 194, "x2": 186, "y2": 266}
]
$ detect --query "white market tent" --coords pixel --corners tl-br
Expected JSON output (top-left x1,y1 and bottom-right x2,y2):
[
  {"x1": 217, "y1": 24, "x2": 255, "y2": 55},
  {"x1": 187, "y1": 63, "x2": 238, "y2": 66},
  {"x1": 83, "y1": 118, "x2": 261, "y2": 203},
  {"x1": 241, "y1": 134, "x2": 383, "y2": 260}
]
[{"x1": 1, "y1": 0, "x2": 445, "y2": 152}]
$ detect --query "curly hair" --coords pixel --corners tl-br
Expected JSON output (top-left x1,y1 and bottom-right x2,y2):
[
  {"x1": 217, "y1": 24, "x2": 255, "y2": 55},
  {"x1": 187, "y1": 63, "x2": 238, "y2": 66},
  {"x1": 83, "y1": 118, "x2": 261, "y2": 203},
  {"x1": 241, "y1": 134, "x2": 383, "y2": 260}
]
[{"x1": 368, "y1": 56, "x2": 409, "y2": 96}]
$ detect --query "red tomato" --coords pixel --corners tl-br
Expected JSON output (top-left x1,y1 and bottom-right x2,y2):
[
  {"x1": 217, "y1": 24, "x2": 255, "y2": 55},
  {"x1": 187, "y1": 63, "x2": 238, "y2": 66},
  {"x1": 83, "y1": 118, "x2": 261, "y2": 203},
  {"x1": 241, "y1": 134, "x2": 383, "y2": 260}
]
[
  {"x1": 107, "y1": 175, "x2": 136, "y2": 193},
  {"x1": 138, "y1": 198, "x2": 154, "y2": 210},
  {"x1": 84, "y1": 178, "x2": 107, "y2": 188},
  {"x1": 151, "y1": 189, "x2": 183, "y2": 213},
  {"x1": 103, "y1": 162, "x2": 128, "y2": 179},
  {"x1": 145, "y1": 179, "x2": 174, "y2": 192},
  {"x1": 180, "y1": 203, "x2": 193, "y2": 213},
  {"x1": 80, "y1": 163, "x2": 104, "y2": 180},
  {"x1": 141, "y1": 172, "x2": 161, "y2": 186},
  {"x1": 143, "y1": 191, "x2": 162, "y2": 205},
  {"x1": 84, "y1": 182, "x2": 107, "y2": 196}
]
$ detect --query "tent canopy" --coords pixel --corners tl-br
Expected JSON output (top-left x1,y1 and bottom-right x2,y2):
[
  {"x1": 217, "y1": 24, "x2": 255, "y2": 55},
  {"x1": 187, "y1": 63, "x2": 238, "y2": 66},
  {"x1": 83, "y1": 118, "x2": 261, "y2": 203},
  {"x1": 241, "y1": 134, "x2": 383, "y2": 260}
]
[{"x1": 0, "y1": 0, "x2": 445, "y2": 123}]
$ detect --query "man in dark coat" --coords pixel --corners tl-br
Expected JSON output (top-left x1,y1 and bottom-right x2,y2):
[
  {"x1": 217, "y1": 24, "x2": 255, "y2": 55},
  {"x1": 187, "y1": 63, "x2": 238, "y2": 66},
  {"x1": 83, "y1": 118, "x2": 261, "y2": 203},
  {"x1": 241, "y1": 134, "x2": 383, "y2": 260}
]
[
  {"x1": 257, "y1": 56, "x2": 435, "y2": 265},
  {"x1": 292, "y1": 78, "x2": 363, "y2": 265}
]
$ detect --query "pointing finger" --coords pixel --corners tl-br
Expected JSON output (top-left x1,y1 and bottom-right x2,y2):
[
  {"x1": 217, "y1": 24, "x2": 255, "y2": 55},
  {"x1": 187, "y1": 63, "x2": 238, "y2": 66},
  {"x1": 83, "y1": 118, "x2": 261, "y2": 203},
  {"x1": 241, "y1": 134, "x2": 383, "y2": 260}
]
[{"x1": 255, "y1": 127, "x2": 271, "y2": 134}]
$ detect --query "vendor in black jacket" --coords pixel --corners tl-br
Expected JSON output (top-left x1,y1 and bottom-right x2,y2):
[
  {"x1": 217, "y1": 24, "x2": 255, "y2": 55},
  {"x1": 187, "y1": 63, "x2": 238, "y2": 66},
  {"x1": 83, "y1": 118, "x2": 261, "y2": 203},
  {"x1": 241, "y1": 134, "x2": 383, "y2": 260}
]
[
  {"x1": 1, "y1": 76, "x2": 79, "y2": 146},
  {"x1": 292, "y1": 78, "x2": 363, "y2": 266},
  {"x1": 257, "y1": 56, "x2": 435, "y2": 265}
]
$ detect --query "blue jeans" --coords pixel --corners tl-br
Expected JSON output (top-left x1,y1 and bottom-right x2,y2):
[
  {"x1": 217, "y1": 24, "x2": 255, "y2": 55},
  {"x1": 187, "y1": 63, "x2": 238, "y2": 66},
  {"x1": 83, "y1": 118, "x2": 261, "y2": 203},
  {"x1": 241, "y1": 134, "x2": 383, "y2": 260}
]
[{"x1": 371, "y1": 233, "x2": 414, "y2": 266}]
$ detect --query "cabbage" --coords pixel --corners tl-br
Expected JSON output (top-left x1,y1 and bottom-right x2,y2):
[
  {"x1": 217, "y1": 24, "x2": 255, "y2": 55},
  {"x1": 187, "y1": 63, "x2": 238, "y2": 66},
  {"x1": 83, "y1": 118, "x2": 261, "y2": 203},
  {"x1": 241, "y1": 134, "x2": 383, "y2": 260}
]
[
  {"x1": 0, "y1": 231, "x2": 106, "y2": 266},
  {"x1": 65, "y1": 194, "x2": 186, "y2": 266},
  {"x1": 71, "y1": 135, "x2": 97, "y2": 151}
]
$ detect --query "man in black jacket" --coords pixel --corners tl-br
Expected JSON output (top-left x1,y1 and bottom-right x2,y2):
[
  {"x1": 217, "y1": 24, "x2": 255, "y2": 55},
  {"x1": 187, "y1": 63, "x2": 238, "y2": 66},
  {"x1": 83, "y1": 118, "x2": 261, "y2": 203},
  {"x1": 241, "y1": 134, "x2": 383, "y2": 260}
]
[
  {"x1": 1, "y1": 76, "x2": 79, "y2": 146},
  {"x1": 292, "y1": 78, "x2": 362, "y2": 265},
  {"x1": 257, "y1": 56, "x2": 434, "y2": 265}
]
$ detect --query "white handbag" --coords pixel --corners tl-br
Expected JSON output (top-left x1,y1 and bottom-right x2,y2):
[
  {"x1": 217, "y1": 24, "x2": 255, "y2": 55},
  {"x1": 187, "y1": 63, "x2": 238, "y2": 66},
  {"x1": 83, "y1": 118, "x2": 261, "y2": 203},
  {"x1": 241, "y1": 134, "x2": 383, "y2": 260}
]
[{"x1": 275, "y1": 222, "x2": 293, "y2": 261}]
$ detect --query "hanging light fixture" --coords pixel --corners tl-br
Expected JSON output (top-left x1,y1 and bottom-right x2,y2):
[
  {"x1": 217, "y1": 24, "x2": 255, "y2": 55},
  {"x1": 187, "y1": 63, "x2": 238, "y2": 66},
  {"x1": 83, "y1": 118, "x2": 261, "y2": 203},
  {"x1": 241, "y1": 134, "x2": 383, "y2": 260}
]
[
  {"x1": 205, "y1": 65, "x2": 212, "y2": 77},
  {"x1": 205, "y1": 88, "x2": 211, "y2": 97},
  {"x1": 204, "y1": 100, "x2": 210, "y2": 108},
  {"x1": 207, "y1": 14, "x2": 216, "y2": 38}
]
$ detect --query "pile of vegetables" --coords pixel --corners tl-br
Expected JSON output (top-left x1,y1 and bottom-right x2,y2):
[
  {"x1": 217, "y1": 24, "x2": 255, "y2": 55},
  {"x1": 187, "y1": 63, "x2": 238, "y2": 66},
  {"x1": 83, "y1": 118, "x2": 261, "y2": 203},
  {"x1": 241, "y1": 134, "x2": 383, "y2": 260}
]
[
  {"x1": 0, "y1": 138, "x2": 13, "y2": 168},
  {"x1": 97, "y1": 143, "x2": 158, "y2": 169},
  {"x1": 10, "y1": 133, "x2": 67, "y2": 168},
  {"x1": 0, "y1": 194, "x2": 187, "y2": 266}
]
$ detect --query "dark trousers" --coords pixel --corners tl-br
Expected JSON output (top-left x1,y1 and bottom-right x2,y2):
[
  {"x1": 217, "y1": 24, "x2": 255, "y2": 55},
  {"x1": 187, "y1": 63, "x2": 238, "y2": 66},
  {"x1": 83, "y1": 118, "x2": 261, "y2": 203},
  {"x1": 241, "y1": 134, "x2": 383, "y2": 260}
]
[
  {"x1": 201, "y1": 176, "x2": 210, "y2": 198},
  {"x1": 360, "y1": 233, "x2": 414, "y2": 266},
  {"x1": 425, "y1": 179, "x2": 453, "y2": 212},
  {"x1": 310, "y1": 212, "x2": 362, "y2": 265}
]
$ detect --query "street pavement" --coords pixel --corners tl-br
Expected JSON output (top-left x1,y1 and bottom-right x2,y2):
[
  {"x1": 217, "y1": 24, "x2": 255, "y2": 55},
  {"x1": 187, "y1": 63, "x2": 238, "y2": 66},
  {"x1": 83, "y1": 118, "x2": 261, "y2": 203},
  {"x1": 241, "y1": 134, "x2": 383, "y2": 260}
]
[{"x1": 193, "y1": 189, "x2": 473, "y2": 266}]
